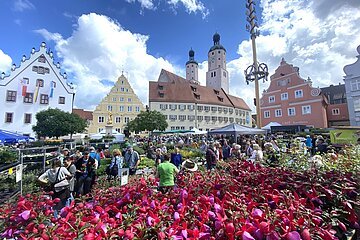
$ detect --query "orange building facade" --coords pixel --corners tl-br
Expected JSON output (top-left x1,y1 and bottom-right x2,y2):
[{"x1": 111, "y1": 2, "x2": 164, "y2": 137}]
[{"x1": 260, "y1": 59, "x2": 328, "y2": 128}]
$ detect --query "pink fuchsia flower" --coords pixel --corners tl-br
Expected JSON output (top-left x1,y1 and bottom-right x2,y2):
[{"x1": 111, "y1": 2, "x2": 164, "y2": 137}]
[
  {"x1": 208, "y1": 211, "x2": 216, "y2": 221},
  {"x1": 214, "y1": 203, "x2": 222, "y2": 213},
  {"x1": 251, "y1": 208, "x2": 263, "y2": 219},
  {"x1": 174, "y1": 212, "x2": 180, "y2": 221},
  {"x1": 147, "y1": 216, "x2": 155, "y2": 227},
  {"x1": 19, "y1": 210, "x2": 31, "y2": 221},
  {"x1": 242, "y1": 231, "x2": 255, "y2": 240},
  {"x1": 286, "y1": 231, "x2": 301, "y2": 240}
]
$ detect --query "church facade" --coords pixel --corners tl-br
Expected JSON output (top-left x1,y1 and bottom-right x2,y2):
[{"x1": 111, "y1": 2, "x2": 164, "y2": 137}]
[{"x1": 149, "y1": 33, "x2": 251, "y2": 131}]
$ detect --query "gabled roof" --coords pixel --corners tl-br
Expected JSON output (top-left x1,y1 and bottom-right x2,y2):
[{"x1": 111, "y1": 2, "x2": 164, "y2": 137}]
[
  {"x1": 73, "y1": 108, "x2": 93, "y2": 121},
  {"x1": 150, "y1": 69, "x2": 251, "y2": 110}
]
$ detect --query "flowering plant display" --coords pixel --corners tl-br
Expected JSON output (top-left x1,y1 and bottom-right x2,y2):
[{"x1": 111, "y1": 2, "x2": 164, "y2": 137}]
[{"x1": 0, "y1": 156, "x2": 359, "y2": 239}]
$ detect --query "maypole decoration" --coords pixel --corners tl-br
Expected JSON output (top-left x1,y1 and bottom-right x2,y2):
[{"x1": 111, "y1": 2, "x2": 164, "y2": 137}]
[
  {"x1": 34, "y1": 86, "x2": 40, "y2": 102},
  {"x1": 49, "y1": 81, "x2": 55, "y2": 98}
]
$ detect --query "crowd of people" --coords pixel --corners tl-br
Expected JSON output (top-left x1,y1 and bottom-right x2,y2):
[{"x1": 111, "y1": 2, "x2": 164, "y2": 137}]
[{"x1": 35, "y1": 132, "x2": 354, "y2": 217}]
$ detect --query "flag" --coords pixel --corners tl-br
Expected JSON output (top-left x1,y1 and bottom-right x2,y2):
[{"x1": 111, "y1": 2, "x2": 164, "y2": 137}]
[
  {"x1": 22, "y1": 85, "x2": 27, "y2": 96},
  {"x1": 49, "y1": 81, "x2": 54, "y2": 98},
  {"x1": 34, "y1": 86, "x2": 39, "y2": 102}
]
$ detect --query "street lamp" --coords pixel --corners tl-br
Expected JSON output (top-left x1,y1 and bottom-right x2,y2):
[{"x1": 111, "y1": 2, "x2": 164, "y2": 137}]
[{"x1": 244, "y1": 0, "x2": 268, "y2": 128}]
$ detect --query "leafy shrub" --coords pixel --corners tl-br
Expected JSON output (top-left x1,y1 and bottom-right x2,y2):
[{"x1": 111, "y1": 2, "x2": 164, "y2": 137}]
[{"x1": 0, "y1": 148, "x2": 17, "y2": 164}]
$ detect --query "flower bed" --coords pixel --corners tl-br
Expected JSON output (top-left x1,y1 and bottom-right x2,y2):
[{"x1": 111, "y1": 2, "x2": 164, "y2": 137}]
[{"x1": 0, "y1": 160, "x2": 359, "y2": 239}]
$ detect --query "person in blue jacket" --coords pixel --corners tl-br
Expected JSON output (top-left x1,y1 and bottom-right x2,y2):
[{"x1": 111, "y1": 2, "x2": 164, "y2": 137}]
[{"x1": 170, "y1": 147, "x2": 182, "y2": 169}]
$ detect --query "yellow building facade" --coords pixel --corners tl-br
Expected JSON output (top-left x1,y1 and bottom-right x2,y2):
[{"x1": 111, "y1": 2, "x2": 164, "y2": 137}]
[{"x1": 88, "y1": 74, "x2": 145, "y2": 134}]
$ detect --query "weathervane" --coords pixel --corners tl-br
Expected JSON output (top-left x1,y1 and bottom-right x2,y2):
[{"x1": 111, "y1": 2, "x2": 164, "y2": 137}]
[{"x1": 244, "y1": 0, "x2": 269, "y2": 128}]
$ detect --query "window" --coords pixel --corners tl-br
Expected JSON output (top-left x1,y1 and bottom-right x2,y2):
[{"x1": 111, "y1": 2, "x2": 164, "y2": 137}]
[
  {"x1": 179, "y1": 104, "x2": 186, "y2": 111},
  {"x1": 354, "y1": 99, "x2": 360, "y2": 111},
  {"x1": 188, "y1": 115, "x2": 195, "y2": 121},
  {"x1": 6, "y1": 91, "x2": 16, "y2": 102},
  {"x1": 59, "y1": 97, "x2": 65, "y2": 104},
  {"x1": 191, "y1": 86, "x2": 197, "y2": 92},
  {"x1": 38, "y1": 55, "x2": 46, "y2": 63},
  {"x1": 38, "y1": 66, "x2": 45, "y2": 74},
  {"x1": 275, "y1": 109, "x2": 282, "y2": 117},
  {"x1": 98, "y1": 128, "x2": 104, "y2": 133},
  {"x1": 229, "y1": 109, "x2": 233, "y2": 114},
  {"x1": 302, "y1": 105, "x2": 311, "y2": 115},
  {"x1": 194, "y1": 93, "x2": 200, "y2": 99},
  {"x1": 120, "y1": 97, "x2": 124, "y2": 102},
  {"x1": 229, "y1": 117, "x2": 234, "y2": 123},
  {"x1": 197, "y1": 116, "x2": 203, "y2": 121},
  {"x1": 126, "y1": 89, "x2": 129, "y2": 92},
  {"x1": 171, "y1": 126, "x2": 175, "y2": 130},
  {"x1": 128, "y1": 106, "x2": 132, "y2": 112},
  {"x1": 36, "y1": 79, "x2": 44, "y2": 87},
  {"x1": 224, "y1": 117, "x2": 228, "y2": 122},
  {"x1": 24, "y1": 93, "x2": 33, "y2": 103},
  {"x1": 135, "y1": 106, "x2": 140, "y2": 112},
  {"x1": 120, "y1": 106, "x2": 124, "y2": 112},
  {"x1": 51, "y1": 81, "x2": 56, "y2": 88},
  {"x1": 32, "y1": 66, "x2": 38, "y2": 72},
  {"x1": 107, "y1": 105, "x2": 112, "y2": 111},
  {"x1": 264, "y1": 111, "x2": 270, "y2": 118},
  {"x1": 197, "y1": 105, "x2": 203, "y2": 111},
  {"x1": 281, "y1": 92, "x2": 288, "y2": 100},
  {"x1": 205, "y1": 116, "x2": 211, "y2": 122},
  {"x1": 204, "y1": 106, "x2": 210, "y2": 112},
  {"x1": 169, "y1": 104, "x2": 177, "y2": 110},
  {"x1": 113, "y1": 97, "x2": 116, "y2": 102},
  {"x1": 124, "y1": 117, "x2": 129, "y2": 123},
  {"x1": 24, "y1": 113, "x2": 32, "y2": 124},
  {"x1": 213, "y1": 71, "x2": 216, "y2": 77},
  {"x1": 160, "y1": 104, "x2": 168, "y2": 110},
  {"x1": 158, "y1": 85, "x2": 164, "y2": 90},
  {"x1": 295, "y1": 89, "x2": 303, "y2": 98},
  {"x1": 212, "y1": 116, "x2": 217, "y2": 122},
  {"x1": 332, "y1": 108, "x2": 340, "y2": 115},
  {"x1": 288, "y1": 107, "x2": 296, "y2": 116},
  {"x1": 128, "y1": 98, "x2": 132, "y2": 102},
  {"x1": 176, "y1": 126, "x2": 180, "y2": 130},
  {"x1": 121, "y1": 87, "x2": 125, "y2": 92},
  {"x1": 22, "y1": 78, "x2": 29, "y2": 84},
  {"x1": 351, "y1": 79, "x2": 360, "y2": 91},
  {"x1": 214, "y1": 90, "x2": 219, "y2": 95},
  {"x1": 159, "y1": 92, "x2": 164, "y2": 98},
  {"x1": 98, "y1": 116, "x2": 105, "y2": 123},
  {"x1": 40, "y1": 94, "x2": 49, "y2": 104},
  {"x1": 223, "y1": 108, "x2": 228, "y2": 114},
  {"x1": 5, "y1": 113, "x2": 13, "y2": 123},
  {"x1": 269, "y1": 96, "x2": 275, "y2": 103},
  {"x1": 179, "y1": 115, "x2": 186, "y2": 121},
  {"x1": 211, "y1": 107, "x2": 217, "y2": 112},
  {"x1": 115, "y1": 116, "x2": 121, "y2": 123},
  {"x1": 115, "y1": 128, "x2": 121, "y2": 133},
  {"x1": 169, "y1": 115, "x2": 177, "y2": 121},
  {"x1": 187, "y1": 105, "x2": 194, "y2": 111}
]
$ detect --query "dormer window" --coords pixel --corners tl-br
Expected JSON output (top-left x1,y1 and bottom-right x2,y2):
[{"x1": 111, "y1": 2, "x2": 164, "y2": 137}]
[
  {"x1": 217, "y1": 96, "x2": 224, "y2": 102},
  {"x1": 159, "y1": 92, "x2": 164, "y2": 98},
  {"x1": 191, "y1": 86, "x2": 197, "y2": 92},
  {"x1": 214, "y1": 89, "x2": 220, "y2": 95},
  {"x1": 38, "y1": 55, "x2": 46, "y2": 63},
  {"x1": 194, "y1": 93, "x2": 200, "y2": 99},
  {"x1": 158, "y1": 85, "x2": 164, "y2": 90}
]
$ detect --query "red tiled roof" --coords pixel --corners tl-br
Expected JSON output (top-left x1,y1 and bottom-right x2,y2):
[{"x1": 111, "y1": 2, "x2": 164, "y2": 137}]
[
  {"x1": 73, "y1": 108, "x2": 93, "y2": 121},
  {"x1": 149, "y1": 69, "x2": 251, "y2": 110}
]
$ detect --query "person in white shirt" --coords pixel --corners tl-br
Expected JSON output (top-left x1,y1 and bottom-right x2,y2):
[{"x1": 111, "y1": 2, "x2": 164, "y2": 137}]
[{"x1": 248, "y1": 144, "x2": 263, "y2": 163}]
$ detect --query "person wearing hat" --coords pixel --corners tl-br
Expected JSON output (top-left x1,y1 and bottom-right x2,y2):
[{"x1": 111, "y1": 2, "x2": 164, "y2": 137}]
[
  {"x1": 124, "y1": 146, "x2": 140, "y2": 175},
  {"x1": 59, "y1": 148, "x2": 70, "y2": 165},
  {"x1": 181, "y1": 159, "x2": 198, "y2": 172},
  {"x1": 156, "y1": 154, "x2": 179, "y2": 194}
]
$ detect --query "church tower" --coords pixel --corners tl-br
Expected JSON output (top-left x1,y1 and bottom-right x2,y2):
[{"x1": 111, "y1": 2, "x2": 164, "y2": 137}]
[
  {"x1": 206, "y1": 33, "x2": 229, "y2": 93},
  {"x1": 185, "y1": 48, "x2": 199, "y2": 84}
]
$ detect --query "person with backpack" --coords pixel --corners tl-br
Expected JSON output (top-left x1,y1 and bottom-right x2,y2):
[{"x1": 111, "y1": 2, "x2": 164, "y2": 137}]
[
  {"x1": 38, "y1": 158, "x2": 72, "y2": 212},
  {"x1": 106, "y1": 149, "x2": 123, "y2": 180}
]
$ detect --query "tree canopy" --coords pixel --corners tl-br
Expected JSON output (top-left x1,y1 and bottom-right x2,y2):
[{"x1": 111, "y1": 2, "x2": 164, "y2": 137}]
[
  {"x1": 126, "y1": 110, "x2": 168, "y2": 133},
  {"x1": 32, "y1": 108, "x2": 87, "y2": 139}
]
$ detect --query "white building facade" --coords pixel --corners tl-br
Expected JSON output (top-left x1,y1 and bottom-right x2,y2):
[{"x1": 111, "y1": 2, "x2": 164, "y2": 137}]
[
  {"x1": 0, "y1": 42, "x2": 74, "y2": 137},
  {"x1": 150, "y1": 101, "x2": 250, "y2": 131}
]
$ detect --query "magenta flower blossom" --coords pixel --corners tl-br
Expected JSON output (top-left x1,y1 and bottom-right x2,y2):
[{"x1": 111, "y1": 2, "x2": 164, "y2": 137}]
[{"x1": 19, "y1": 210, "x2": 30, "y2": 221}]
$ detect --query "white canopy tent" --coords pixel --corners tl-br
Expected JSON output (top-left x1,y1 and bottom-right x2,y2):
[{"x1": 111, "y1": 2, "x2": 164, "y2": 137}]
[
  {"x1": 90, "y1": 129, "x2": 125, "y2": 142},
  {"x1": 261, "y1": 122, "x2": 282, "y2": 131}
]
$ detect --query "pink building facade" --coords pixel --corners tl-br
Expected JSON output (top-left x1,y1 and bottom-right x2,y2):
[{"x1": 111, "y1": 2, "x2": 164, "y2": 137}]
[{"x1": 260, "y1": 59, "x2": 328, "y2": 128}]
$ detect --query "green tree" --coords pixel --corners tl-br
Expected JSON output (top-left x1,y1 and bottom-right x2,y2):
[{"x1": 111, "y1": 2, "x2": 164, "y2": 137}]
[
  {"x1": 33, "y1": 108, "x2": 87, "y2": 139},
  {"x1": 126, "y1": 110, "x2": 168, "y2": 133}
]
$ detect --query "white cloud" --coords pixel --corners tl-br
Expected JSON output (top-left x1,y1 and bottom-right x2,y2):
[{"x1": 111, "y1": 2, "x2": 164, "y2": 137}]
[
  {"x1": 227, "y1": 0, "x2": 360, "y2": 112},
  {"x1": 124, "y1": 0, "x2": 208, "y2": 18},
  {"x1": 167, "y1": 0, "x2": 209, "y2": 18},
  {"x1": 124, "y1": 0, "x2": 155, "y2": 10},
  {"x1": 0, "y1": 50, "x2": 12, "y2": 74},
  {"x1": 12, "y1": 0, "x2": 35, "y2": 12},
  {"x1": 35, "y1": 13, "x2": 176, "y2": 110}
]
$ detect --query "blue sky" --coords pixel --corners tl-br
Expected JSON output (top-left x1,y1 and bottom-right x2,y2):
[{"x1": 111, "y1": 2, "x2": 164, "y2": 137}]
[{"x1": 0, "y1": 0, "x2": 360, "y2": 111}]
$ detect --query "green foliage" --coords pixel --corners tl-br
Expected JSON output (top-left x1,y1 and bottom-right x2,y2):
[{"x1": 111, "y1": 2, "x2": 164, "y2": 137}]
[
  {"x1": 179, "y1": 147, "x2": 204, "y2": 159},
  {"x1": 96, "y1": 158, "x2": 112, "y2": 176},
  {"x1": 32, "y1": 108, "x2": 87, "y2": 139},
  {"x1": 126, "y1": 110, "x2": 168, "y2": 133},
  {"x1": 138, "y1": 157, "x2": 154, "y2": 169},
  {"x1": 133, "y1": 145, "x2": 145, "y2": 155},
  {"x1": 0, "y1": 147, "x2": 17, "y2": 164}
]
